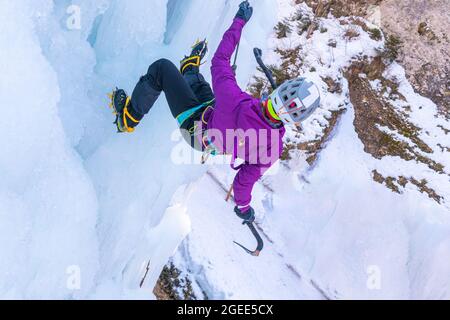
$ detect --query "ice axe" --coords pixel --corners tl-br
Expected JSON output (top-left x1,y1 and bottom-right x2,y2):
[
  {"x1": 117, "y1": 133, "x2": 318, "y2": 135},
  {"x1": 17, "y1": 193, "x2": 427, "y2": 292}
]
[
  {"x1": 233, "y1": 221, "x2": 264, "y2": 257},
  {"x1": 232, "y1": 41, "x2": 240, "y2": 75},
  {"x1": 226, "y1": 185, "x2": 264, "y2": 256},
  {"x1": 232, "y1": 0, "x2": 252, "y2": 74},
  {"x1": 253, "y1": 48, "x2": 278, "y2": 90}
]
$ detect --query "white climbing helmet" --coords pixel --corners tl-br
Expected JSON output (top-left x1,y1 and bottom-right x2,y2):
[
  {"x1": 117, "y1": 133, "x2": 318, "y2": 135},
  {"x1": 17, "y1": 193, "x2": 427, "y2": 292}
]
[{"x1": 268, "y1": 77, "x2": 321, "y2": 125}]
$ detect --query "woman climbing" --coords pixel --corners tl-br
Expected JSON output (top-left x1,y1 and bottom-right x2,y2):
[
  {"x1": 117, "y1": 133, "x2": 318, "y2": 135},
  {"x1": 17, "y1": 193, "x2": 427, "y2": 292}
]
[{"x1": 109, "y1": 1, "x2": 321, "y2": 226}]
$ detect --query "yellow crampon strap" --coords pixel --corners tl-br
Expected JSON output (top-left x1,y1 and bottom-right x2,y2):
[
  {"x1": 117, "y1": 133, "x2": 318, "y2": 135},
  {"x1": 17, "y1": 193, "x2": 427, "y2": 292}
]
[
  {"x1": 180, "y1": 56, "x2": 201, "y2": 74},
  {"x1": 107, "y1": 92, "x2": 114, "y2": 109},
  {"x1": 122, "y1": 97, "x2": 140, "y2": 133}
]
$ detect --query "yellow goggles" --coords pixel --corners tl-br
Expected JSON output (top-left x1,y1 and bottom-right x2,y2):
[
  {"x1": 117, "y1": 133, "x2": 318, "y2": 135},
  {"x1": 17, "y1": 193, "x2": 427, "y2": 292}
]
[{"x1": 267, "y1": 98, "x2": 281, "y2": 121}]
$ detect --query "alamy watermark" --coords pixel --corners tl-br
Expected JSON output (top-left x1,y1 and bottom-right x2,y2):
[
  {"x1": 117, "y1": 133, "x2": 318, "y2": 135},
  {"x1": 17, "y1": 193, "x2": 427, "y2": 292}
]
[
  {"x1": 66, "y1": 5, "x2": 81, "y2": 30},
  {"x1": 170, "y1": 124, "x2": 283, "y2": 174},
  {"x1": 66, "y1": 265, "x2": 81, "y2": 290},
  {"x1": 366, "y1": 265, "x2": 382, "y2": 290}
]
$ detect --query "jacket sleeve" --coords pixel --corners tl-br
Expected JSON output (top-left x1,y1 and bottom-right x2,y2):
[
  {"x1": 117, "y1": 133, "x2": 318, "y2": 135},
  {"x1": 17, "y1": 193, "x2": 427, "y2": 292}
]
[
  {"x1": 233, "y1": 163, "x2": 271, "y2": 211},
  {"x1": 233, "y1": 131, "x2": 285, "y2": 210},
  {"x1": 211, "y1": 18, "x2": 247, "y2": 111}
]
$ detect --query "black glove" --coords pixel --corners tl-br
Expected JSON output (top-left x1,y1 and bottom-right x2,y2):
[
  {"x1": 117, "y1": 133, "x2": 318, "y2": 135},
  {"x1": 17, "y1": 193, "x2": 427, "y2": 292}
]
[
  {"x1": 235, "y1": 206, "x2": 256, "y2": 224},
  {"x1": 235, "y1": 1, "x2": 253, "y2": 23}
]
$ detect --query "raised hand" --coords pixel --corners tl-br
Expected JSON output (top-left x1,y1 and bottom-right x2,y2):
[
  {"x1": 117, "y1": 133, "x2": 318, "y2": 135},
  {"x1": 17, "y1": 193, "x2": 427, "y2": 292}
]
[{"x1": 235, "y1": 1, "x2": 253, "y2": 23}]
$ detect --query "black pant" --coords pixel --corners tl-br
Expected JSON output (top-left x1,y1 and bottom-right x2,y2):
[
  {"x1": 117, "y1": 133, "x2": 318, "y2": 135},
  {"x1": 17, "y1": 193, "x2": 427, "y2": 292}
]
[{"x1": 131, "y1": 58, "x2": 214, "y2": 120}]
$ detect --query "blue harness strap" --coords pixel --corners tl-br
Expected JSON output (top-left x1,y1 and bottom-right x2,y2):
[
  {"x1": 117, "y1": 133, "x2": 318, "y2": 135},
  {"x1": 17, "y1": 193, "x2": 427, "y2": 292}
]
[
  {"x1": 176, "y1": 104, "x2": 205, "y2": 126},
  {"x1": 176, "y1": 99, "x2": 215, "y2": 126}
]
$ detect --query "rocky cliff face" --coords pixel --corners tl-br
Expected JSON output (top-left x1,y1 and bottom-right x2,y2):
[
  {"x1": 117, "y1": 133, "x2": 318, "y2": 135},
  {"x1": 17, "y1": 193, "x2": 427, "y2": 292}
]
[
  {"x1": 287, "y1": 0, "x2": 449, "y2": 202},
  {"x1": 379, "y1": 0, "x2": 449, "y2": 118},
  {"x1": 300, "y1": 0, "x2": 449, "y2": 118}
]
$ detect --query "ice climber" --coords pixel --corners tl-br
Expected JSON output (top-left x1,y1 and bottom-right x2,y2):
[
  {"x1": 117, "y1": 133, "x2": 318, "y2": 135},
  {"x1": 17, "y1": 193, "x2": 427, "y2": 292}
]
[{"x1": 109, "y1": 1, "x2": 321, "y2": 226}]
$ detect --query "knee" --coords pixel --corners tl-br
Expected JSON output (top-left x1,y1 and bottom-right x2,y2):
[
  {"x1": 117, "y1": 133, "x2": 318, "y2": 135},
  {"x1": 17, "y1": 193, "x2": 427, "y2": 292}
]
[
  {"x1": 148, "y1": 58, "x2": 177, "y2": 76},
  {"x1": 154, "y1": 58, "x2": 176, "y2": 70}
]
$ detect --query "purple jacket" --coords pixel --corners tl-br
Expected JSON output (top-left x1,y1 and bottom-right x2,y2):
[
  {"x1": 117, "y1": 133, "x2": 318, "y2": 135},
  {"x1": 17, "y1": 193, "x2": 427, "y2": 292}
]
[{"x1": 206, "y1": 18, "x2": 285, "y2": 210}]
